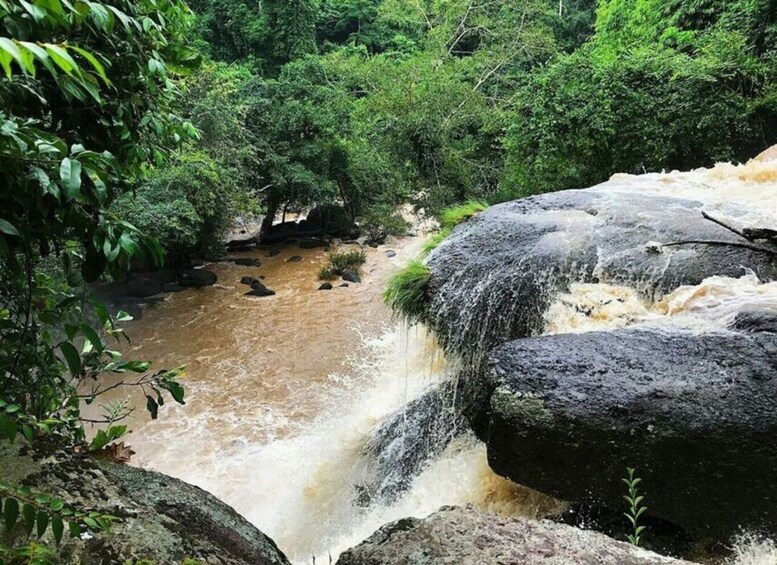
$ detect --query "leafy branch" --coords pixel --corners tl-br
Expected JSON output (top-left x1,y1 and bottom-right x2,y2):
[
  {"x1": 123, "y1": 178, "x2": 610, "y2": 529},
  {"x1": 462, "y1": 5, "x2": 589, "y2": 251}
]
[{"x1": 0, "y1": 483, "x2": 116, "y2": 545}]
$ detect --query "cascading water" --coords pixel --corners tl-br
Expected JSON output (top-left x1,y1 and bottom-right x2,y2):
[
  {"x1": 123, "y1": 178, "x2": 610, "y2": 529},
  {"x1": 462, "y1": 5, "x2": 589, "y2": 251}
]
[
  {"x1": 98, "y1": 151, "x2": 777, "y2": 564},
  {"x1": 99, "y1": 237, "x2": 559, "y2": 564}
]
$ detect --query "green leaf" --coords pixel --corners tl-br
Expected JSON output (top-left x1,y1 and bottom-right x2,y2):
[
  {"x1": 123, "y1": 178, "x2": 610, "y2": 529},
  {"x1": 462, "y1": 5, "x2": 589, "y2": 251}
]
[
  {"x1": 23, "y1": 503, "x2": 36, "y2": 535},
  {"x1": 80, "y1": 324, "x2": 104, "y2": 353},
  {"x1": 59, "y1": 342, "x2": 81, "y2": 377},
  {"x1": 165, "y1": 381, "x2": 185, "y2": 405},
  {"x1": 59, "y1": 157, "x2": 82, "y2": 200},
  {"x1": 145, "y1": 395, "x2": 158, "y2": 420},
  {"x1": 0, "y1": 219, "x2": 19, "y2": 236},
  {"x1": 71, "y1": 46, "x2": 110, "y2": 84},
  {"x1": 52, "y1": 516, "x2": 64, "y2": 545},
  {"x1": 0, "y1": 413, "x2": 18, "y2": 441},
  {"x1": 45, "y1": 44, "x2": 78, "y2": 75},
  {"x1": 36, "y1": 509, "x2": 49, "y2": 537},
  {"x1": 4, "y1": 497, "x2": 19, "y2": 532},
  {"x1": 68, "y1": 520, "x2": 81, "y2": 538}
]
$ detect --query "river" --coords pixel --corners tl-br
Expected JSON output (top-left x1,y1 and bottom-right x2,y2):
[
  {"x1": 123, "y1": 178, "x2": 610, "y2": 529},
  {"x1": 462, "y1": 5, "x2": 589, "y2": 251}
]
[{"x1": 97, "y1": 235, "x2": 559, "y2": 563}]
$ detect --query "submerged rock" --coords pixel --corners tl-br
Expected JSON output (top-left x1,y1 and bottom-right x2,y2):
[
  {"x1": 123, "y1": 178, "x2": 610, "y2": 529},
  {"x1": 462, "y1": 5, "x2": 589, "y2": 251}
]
[
  {"x1": 230, "y1": 257, "x2": 261, "y2": 267},
  {"x1": 486, "y1": 327, "x2": 777, "y2": 539},
  {"x1": 286, "y1": 255, "x2": 303, "y2": 263},
  {"x1": 318, "y1": 282, "x2": 333, "y2": 290},
  {"x1": 2, "y1": 442, "x2": 290, "y2": 565},
  {"x1": 360, "y1": 381, "x2": 467, "y2": 505},
  {"x1": 336, "y1": 506, "x2": 691, "y2": 565},
  {"x1": 342, "y1": 270, "x2": 361, "y2": 283},
  {"x1": 177, "y1": 269, "x2": 218, "y2": 287},
  {"x1": 246, "y1": 280, "x2": 276, "y2": 297}
]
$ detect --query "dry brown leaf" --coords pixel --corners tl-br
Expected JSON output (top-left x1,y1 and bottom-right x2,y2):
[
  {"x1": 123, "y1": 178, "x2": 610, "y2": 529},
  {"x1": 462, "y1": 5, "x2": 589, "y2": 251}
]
[{"x1": 102, "y1": 442, "x2": 136, "y2": 464}]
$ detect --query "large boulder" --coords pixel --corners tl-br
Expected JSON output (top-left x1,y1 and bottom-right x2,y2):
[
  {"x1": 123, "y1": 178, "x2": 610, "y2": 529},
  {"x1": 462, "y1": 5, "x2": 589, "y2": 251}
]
[
  {"x1": 306, "y1": 204, "x2": 358, "y2": 237},
  {"x1": 260, "y1": 205, "x2": 358, "y2": 244},
  {"x1": 3, "y1": 442, "x2": 290, "y2": 565},
  {"x1": 425, "y1": 183, "x2": 777, "y2": 360},
  {"x1": 485, "y1": 325, "x2": 777, "y2": 539},
  {"x1": 336, "y1": 506, "x2": 693, "y2": 565}
]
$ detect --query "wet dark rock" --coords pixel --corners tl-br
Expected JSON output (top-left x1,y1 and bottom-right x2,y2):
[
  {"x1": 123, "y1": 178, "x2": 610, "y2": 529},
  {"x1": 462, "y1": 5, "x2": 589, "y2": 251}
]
[
  {"x1": 299, "y1": 237, "x2": 329, "y2": 249},
  {"x1": 177, "y1": 269, "x2": 217, "y2": 287},
  {"x1": 227, "y1": 238, "x2": 258, "y2": 251},
  {"x1": 384, "y1": 250, "x2": 397, "y2": 258},
  {"x1": 2, "y1": 442, "x2": 290, "y2": 565},
  {"x1": 162, "y1": 282, "x2": 186, "y2": 293},
  {"x1": 261, "y1": 206, "x2": 357, "y2": 245},
  {"x1": 361, "y1": 381, "x2": 466, "y2": 505},
  {"x1": 318, "y1": 283, "x2": 333, "y2": 290},
  {"x1": 306, "y1": 204, "x2": 358, "y2": 237},
  {"x1": 286, "y1": 255, "x2": 303, "y2": 263},
  {"x1": 267, "y1": 247, "x2": 282, "y2": 257},
  {"x1": 425, "y1": 190, "x2": 777, "y2": 358},
  {"x1": 122, "y1": 277, "x2": 164, "y2": 298},
  {"x1": 485, "y1": 327, "x2": 777, "y2": 539},
  {"x1": 246, "y1": 280, "x2": 276, "y2": 297},
  {"x1": 339, "y1": 283, "x2": 349, "y2": 288},
  {"x1": 337, "y1": 506, "x2": 691, "y2": 565},
  {"x1": 230, "y1": 257, "x2": 261, "y2": 267},
  {"x1": 240, "y1": 276, "x2": 257, "y2": 286},
  {"x1": 342, "y1": 270, "x2": 361, "y2": 283},
  {"x1": 729, "y1": 308, "x2": 777, "y2": 333}
]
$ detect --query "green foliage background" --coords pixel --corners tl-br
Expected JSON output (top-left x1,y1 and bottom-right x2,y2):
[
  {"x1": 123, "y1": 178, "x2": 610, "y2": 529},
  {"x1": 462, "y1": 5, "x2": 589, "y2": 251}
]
[{"x1": 136, "y1": 0, "x2": 774, "y2": 250}]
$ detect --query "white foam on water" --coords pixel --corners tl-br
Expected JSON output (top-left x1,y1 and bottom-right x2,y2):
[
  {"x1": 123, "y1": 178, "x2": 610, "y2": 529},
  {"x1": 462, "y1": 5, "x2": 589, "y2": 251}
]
[
  {"x1": 598, "y1": 154, "x2": 777, "y2": 232},
  {"x1": 545, "y1": 273, "x2": 777, "y2": 335},
  {"x1": 727, "y1": 534, "x2": 777, "y2": 565}
]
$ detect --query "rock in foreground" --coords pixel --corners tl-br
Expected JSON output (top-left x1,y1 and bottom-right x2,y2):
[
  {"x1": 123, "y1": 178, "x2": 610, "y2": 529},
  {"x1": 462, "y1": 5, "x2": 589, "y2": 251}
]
[
  {"x1": 3, "y1": 442, "x2": 289, "y2": 565},
  {"x1": 486, "y1": 325, "x2": 777, "y2": 539},
  {"x1": 337, "y1": 506, "x2": 692, "y2": 565}
]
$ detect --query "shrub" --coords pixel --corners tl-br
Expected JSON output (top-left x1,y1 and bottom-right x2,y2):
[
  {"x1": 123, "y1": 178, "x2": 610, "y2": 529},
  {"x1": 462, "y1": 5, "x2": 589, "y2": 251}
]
[
  {"x1": 359, "y1": 205, "x2": 409, "y2": 243},
  {"x1": 319, "y1": 250, "x2": 367, "y2": 280},
  {"x1": 112, "y1": 152, "x2": 240, "y2": 263},
  {"x1": 383, "y1": 260, "x2": 431, "y2": 323}
]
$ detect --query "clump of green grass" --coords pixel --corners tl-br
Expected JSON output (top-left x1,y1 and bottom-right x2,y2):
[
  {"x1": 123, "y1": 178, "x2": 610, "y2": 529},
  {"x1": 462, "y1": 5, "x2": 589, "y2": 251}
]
[
  {"x1": 384, "y1": 260, "x2": 431, "y2": 322},
  {"x1": 423, "y1": 200, "x2": 488, "y2": 255},
  {"x1": 319, "y1": 250, "x2": 366, "y2": 280},
  {"x1": 439, "y1": 200, "x2": 487, "y2": 231}
]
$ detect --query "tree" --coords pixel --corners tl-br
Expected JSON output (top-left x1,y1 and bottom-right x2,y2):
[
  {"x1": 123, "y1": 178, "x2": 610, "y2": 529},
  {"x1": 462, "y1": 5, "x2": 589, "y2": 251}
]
[
  {"x1": 0, "y1": 0, "x2": 196, "y2": 444},
  {"x1": 267, "y1": 0, "x2": 318, "y2": 66},
  {"x1": 242, "y1": 57, "x2": 353, "y2": 233}
]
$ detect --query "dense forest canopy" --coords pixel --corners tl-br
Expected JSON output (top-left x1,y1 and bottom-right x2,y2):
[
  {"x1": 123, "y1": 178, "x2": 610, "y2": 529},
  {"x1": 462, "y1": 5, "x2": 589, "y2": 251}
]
[{"x1": 116, "y1": 0, "x2": 774, "y2": 258}]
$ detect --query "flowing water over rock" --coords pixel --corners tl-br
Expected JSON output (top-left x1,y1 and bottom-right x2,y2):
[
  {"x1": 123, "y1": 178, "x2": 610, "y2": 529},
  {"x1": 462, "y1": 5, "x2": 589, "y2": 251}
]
[
  {"x1": 94, "y1": 238, "x2": 557, "y2": 563},
  {"x1": 421, "y1": 150, "x2": 777, "y2": 546},
  {"x1": 91, "y1": 151, "x2": 777, "y2": 563}
]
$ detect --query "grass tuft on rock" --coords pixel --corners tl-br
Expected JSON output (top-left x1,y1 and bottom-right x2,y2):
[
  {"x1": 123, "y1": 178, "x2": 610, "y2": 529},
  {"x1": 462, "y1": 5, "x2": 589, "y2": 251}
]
[
  {"x1": 384, "y1": 260, "x2": 431, "y2": 323},
  {"x1": 439, "y1": 200, "x2": 488, "y2": 231},
  {"x1": 423, "y1": 201, "x2": 488, "y2": 255},
  {"x1": 319, "y1": 250, "x2": 366, "y2": 280}
]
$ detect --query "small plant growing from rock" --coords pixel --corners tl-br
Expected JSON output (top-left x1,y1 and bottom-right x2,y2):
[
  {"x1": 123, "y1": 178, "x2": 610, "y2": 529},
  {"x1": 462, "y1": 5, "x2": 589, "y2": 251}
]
[
  {"x1": 623, "y1": 467, "x2": 647, "y2": 547},
  {"x1": 423, "y1": 201, "x2": 487, "y2": 255},
  {"x1": 319, "y1": 251, "x2": 366, "y2": 280},
  {"x1": 384, "y1": 260, "x2": 431, "y2": 323}
]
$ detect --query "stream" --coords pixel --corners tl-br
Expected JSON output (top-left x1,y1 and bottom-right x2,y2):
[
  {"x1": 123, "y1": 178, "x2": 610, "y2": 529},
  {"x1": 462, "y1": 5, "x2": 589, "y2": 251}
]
[{"x1": 94, "y1": 236, "x2": 557, "y2": 563}]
